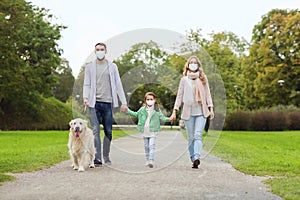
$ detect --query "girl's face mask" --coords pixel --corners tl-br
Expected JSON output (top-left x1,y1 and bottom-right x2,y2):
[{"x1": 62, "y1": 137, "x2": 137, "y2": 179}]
[{"x1": 146, "y1": 100, "x2": 155, "y2": 106}]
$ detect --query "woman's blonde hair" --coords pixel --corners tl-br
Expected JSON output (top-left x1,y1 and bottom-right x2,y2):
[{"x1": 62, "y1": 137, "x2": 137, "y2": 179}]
[{"x1": 183, "y1": 56, "x2": 206, "y2": 84}]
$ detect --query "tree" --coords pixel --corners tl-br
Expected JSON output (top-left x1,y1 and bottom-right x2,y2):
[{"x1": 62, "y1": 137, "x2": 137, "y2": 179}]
[
  {"x1": 0, "y1": 0, "x2": 66, "y2": 124},
  {"x1": 54, "y1": 58, "x2": 75, "y2": 102},
  {"x1": 114, "y1": 41, "x2": 178, "y2": 113},
  {"x1": 186, "y1": 29, "x2": 249, "y2": 111},
  {"x1": 243, "y1": 9, "x2": 300, "y2": 108}
]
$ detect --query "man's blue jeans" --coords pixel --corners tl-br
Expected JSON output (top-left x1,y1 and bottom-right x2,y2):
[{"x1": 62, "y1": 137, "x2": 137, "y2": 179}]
[
  {"x1": 184, "y1": 115, "x2": 206, "y2": 162},
  {"x1": 89, "y1": 102, "x2": 113, "y2": 162}
]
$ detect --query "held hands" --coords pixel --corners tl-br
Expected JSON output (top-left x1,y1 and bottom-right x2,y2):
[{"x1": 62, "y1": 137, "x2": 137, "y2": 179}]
[
  {"x1": 120, "y1": 104, "x2": 128, "y2": 113},
  {"x1": 169, "y1": 110, "x2": 177, "y2": 122}
]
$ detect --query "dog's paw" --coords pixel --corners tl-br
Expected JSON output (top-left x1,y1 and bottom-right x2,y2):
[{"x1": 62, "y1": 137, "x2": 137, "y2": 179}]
[
  {"x1": 89, "y1": 164, "x2": 95, "y2": 168},
  {"x1": 78, "y1": 167, "x2": 85, "y2": 172},
  {"x1": 73, "y1": 166, "x2": 79, "y2": 170}
]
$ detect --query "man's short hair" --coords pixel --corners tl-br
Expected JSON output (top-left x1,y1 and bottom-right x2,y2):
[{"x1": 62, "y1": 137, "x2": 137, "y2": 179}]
[{"x1": 95, "y1": 42, "x2": 107, "y2": 49}]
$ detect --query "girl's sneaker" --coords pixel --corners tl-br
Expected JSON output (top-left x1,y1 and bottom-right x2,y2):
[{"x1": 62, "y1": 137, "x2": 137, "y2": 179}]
[
  {"x1": 148, "y1": 161, "x2": 154, "y2": 168},
  {"x1": 145, "y1": 161, "x2": 150, "y2": 167}
]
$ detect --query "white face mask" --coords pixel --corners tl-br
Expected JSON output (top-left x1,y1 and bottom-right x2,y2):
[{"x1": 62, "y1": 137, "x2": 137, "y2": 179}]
[
  {"x1": 96, "y1": 51, "x2": 105, "y2": 60},
  {"x1": 189, "y1": 63, "x2": 198, "y2": 71},
  {"x1": 146, "y1": 100, "x2": 154, "y2": 106}
]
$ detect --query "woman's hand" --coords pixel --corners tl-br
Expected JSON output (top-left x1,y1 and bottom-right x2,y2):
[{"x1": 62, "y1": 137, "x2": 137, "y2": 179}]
[
  {"x1": 209, "y1": 107, "x2": 215, "y2": 120},
  {"x1": 170, "y1": 110, "x2": 177, "y2": 121}
]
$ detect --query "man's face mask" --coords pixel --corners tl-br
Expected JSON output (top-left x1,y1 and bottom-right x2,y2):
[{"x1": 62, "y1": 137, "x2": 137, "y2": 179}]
[{"x1": 96, "y1": 51, "x2": 105, "y2": 60}]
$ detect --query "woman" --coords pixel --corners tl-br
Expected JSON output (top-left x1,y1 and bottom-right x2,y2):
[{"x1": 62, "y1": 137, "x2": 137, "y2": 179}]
[{"x1": 170, "y1": 56, "x2": 214, "y2": 169}]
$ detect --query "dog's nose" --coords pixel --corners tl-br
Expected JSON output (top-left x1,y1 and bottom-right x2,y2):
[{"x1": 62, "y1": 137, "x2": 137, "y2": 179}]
[{"x1": 75, "y1": 127, "x2": 80, "y2": 132}]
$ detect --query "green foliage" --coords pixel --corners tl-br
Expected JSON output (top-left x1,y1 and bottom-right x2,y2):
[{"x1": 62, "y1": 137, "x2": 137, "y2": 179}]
[
  {"x1": 53, "y1": 59, "x2": 75, "y2": 102},
  {"x1": 243, "y1": 9, "x2": 300, "y2": 108},
  {"x1": 0, "y1": 0, "x2": 68, "y2": 127},
  {"x1": 224, "y1": 108, "x2": 300, "y2": 131},
  {"x1": 0, "y1": 97, "x2": 73, "y2": 130},
  {"x1": 114, "y1": 40, "x2": 170, "y2": 77}
]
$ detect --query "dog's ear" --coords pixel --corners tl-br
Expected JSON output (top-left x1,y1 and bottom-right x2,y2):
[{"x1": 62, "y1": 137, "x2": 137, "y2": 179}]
[{"x1": 69, "y1": 120, "x2": 74, "y2": 127}]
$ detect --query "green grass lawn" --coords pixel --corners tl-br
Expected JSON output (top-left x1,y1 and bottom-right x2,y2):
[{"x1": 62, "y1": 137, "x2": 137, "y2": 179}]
[
  {"x1": 210, "y1": 130, "x2": 300, "y2": 200},
  {"x1": 0, "y1": 130, "x2": 136, "y2": 184}
]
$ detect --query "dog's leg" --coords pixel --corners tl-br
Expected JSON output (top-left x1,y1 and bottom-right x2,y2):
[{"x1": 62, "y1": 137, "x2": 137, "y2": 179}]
[
  {"x1": 88, "y1": 147, "x2": 96, "y2": 168},
  {"x1": 73, "y1": 154, "x2": 79, "y2": 170},
  {"x1": 69, "y1": 150, "x2": 74, "y2": 168},
  {"x1": 78, "y1": 152, "x2": 87, "y2": 172},
  {"x1": 89, "y1": 152, "x2": 95, "y2": 168}
]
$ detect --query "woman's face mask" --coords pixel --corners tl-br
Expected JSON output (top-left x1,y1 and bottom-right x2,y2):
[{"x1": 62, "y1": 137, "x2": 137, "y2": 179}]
[{"x1": 188, "y1": 63, "x2": 198, "y2": 71}]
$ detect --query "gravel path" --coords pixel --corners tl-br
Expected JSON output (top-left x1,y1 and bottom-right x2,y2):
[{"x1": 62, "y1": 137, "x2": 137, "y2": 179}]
[{"x1": 0, "y1": 131, "x2": 281, "y2": 200}]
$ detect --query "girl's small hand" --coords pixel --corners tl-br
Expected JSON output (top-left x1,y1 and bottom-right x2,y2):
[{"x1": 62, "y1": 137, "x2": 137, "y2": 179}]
[
  {"x1": 170, "y1": 113, "x2": 176, "y2": 121},
  {"x1": 120, "y1": 105, "x2": 128, "y2": 113}
]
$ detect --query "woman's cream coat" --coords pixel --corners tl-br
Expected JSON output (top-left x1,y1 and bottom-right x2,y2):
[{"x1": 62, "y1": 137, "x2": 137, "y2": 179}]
[{"x1": 173, "y1": 75, "x2": 213, "y2": 120}]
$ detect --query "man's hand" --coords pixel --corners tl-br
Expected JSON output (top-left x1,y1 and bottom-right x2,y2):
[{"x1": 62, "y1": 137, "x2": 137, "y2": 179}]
[
  {"x1": 83, "y1": 98, "x2": 89, "y2": 107},
  {"x1": 120, "y1": 104, "x2": 128, "y2": 113}
]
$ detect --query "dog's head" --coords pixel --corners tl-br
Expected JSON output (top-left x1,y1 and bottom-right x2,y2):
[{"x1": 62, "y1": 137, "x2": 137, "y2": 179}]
[{"x1": 69, "y1": 118, "x2": 88, "y2": 138}]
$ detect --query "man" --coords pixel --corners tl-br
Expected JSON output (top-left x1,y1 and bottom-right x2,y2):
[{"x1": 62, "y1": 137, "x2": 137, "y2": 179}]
[{"x1": 83, "y1": 42, "x2": 128, "y2": 166}]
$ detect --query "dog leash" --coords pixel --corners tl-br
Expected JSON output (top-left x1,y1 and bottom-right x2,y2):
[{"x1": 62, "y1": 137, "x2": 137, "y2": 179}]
[{"x1": 83, "y1": 105, "x2": 87, "y2": 115}]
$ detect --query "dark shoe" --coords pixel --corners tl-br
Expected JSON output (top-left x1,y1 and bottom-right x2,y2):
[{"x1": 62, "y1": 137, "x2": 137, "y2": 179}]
[
  {"x1": 94, "y1": 160, "x2": 103, "y2": 167},
  {"x1": 192, "y1": 159, "x2": 200, "y2": 169},
  {"x1": 104, "y1": 156, "x2": 111, "y2": 165},
  {"x1": 148, "y1": 161, "x2": 154, "y2": 168}
]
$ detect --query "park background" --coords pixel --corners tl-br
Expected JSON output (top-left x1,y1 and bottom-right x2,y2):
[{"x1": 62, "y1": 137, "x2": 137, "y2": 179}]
[{"x1": 0, "y1": 0, "x2": 300, "y2": 199}]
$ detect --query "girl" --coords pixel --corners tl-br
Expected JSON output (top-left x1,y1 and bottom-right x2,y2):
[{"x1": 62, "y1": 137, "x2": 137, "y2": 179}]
[
  {"x1": 127, "y1": 92, "x2": 171, "y2": 168},
  {"x1": 170, "y1": 56, "x2": 214, "y2": 169}
]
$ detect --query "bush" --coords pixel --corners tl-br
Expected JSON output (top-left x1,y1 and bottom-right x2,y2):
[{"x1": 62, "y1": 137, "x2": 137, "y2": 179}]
[
  {"x1": 224, "y1": 109, "x2": 300, "y2": 131},
  {"x1": 0, "y1": 97, "x2": 73, "y2": 130},
  {"x1": 288, "y1": 111, "x2": 300, "y2": 130},
  {"x1": 225, "y1": 111, "x2": 251, "y2": 131},
  {"x1": 250, "y1": 111, "x2": 288, "y2": 131}
]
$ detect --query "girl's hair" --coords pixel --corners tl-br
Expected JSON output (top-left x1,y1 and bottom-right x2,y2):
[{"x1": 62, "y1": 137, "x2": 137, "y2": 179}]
[
  {"x1": 183, "y1": 56, "x2": 206, "y2": 84},
  {"x1": 144, "y1": 92, "x2": 160, "y2": 111}
]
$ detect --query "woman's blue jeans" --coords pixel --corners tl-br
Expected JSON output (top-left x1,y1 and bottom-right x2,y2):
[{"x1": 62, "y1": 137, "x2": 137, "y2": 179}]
[
  {"x1": 89, "y1": 102, "x2": 113, "y2": 162},
  {"x1": 184, "y1": 115, "x2": 207, "y2": 162}
]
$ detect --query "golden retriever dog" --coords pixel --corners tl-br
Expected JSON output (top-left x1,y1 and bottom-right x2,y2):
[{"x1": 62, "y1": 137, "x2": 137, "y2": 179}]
[{"x1": 68, "y1": 118, "x2": 96, "y2": 172}]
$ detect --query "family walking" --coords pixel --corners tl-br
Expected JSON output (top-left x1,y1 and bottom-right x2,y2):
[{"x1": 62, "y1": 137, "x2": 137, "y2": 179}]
[{"x1": 83, "y1": 42, "x2": 214, "y2": 169}]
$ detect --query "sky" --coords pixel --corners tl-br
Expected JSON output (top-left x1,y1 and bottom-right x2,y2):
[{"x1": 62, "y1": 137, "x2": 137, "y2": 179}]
[{"x1": 28, "y1": 0, "x2": 299, "y2": 78}]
